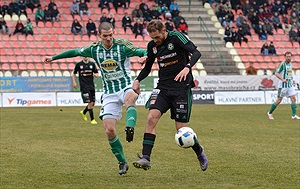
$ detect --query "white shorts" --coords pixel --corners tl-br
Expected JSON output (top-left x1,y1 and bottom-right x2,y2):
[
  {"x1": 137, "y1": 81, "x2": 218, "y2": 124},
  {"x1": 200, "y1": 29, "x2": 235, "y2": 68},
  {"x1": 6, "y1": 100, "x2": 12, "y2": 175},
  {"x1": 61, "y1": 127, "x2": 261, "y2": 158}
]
[
  {"x1": 99, "y1": 88, "x2": 137, "y2": 121},
  {"x1": 278, "y1": 87, "x2": 296, "y2": 98}
]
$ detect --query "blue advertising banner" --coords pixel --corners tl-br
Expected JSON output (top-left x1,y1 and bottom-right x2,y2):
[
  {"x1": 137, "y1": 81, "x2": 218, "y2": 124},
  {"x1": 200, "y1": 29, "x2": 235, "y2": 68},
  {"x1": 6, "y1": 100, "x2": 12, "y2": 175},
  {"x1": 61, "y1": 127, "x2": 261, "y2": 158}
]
[{"x1": 0, "y1": 77, "x2": 72, "y2": 92}]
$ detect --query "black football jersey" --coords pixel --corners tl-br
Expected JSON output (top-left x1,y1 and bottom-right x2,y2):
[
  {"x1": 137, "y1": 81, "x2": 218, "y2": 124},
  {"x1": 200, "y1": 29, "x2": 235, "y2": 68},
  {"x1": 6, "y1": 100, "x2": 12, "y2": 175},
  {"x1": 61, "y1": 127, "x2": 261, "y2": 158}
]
[
  {"x1": 147, "y1": 31, "x2": 198, "y2": 89},
  {"x1": 73, "y1": 60, "x2": 98, "y2": 91}
]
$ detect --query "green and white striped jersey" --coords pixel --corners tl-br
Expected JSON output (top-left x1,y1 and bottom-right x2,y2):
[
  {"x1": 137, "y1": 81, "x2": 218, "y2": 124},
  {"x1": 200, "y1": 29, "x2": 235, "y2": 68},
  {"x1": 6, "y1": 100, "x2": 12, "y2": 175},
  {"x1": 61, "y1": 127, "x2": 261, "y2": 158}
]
[
  {"x1": 78, "y1": 38, "x2": 147, "y2": 94},
  {"x1": 276, "y1": 61, "x2": 293, "y2": 88}
]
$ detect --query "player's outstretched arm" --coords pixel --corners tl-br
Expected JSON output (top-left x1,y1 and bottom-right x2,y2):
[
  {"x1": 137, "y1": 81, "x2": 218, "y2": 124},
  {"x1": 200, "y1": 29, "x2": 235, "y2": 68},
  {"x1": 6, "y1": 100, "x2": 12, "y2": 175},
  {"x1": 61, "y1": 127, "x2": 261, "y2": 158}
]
[{"x1": 44, "y1": 49, "x2": 82, "y2": 64}]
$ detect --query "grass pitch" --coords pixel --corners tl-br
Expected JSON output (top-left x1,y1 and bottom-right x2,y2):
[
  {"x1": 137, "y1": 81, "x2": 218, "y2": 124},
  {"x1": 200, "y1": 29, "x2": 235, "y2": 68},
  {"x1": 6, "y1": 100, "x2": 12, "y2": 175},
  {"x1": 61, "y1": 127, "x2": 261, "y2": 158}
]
[{"x1": 0, "y1": 105, "x2": 299, "y2": 189}]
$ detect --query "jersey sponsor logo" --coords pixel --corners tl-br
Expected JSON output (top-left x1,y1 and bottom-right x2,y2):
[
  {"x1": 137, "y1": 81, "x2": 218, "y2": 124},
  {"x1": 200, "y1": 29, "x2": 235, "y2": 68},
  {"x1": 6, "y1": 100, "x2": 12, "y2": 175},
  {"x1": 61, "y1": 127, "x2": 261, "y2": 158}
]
[
  {"x1": 104, "y1": 70, "x2": 124, "y2": 80},
  {"x1": 157, "y1": 52, "x2": 177, "y2": 61},
  {"x1": 101, "y1": 59, "x2": 118, "y2": 71},
  {"x1": 167, "y1": 43, "x2": 174, "y2": 50},
  {"x1": 153, "y1": 47, "x2": 157, "y2": 54}
]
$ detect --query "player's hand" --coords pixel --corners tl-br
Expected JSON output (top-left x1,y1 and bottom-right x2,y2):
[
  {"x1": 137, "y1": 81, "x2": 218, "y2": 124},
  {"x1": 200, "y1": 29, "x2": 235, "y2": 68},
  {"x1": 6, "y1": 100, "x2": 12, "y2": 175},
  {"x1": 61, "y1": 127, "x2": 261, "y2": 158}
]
[
  {"x1": 282, "y1": 79, "x2": 287, "y2": 83},
  {"x1": 94, "y1": 73, "x2": 99, "y2": 77},
  {"x1": 44, "y1": 56, "x2": 53, "y2": 64},
  {"x1": 73, "y1": 82, "x2": 78, "y2": 89},
  {"x1": 174, "y1": 67, "x2": 190, "y2": 82},
  {"x1": 132, "y1": 80, "x2": 141, "y2": 95},
  {"x1": 138, "y1": 56, "x2": 148, "y2": 65}
]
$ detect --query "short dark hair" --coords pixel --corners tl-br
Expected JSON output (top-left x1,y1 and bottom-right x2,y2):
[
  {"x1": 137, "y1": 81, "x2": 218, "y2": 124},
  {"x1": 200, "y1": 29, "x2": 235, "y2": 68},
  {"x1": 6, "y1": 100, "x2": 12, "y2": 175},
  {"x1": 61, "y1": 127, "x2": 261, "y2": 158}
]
[
  {"x1": 98, "y1": 22, "x2": 113, "y2": 34},
  {"x1": 147, "y1": 19, "x2": 164, "y2": 33},
  {"x1": 284, "y1": 51, "x2": 292, "y2": 56}
]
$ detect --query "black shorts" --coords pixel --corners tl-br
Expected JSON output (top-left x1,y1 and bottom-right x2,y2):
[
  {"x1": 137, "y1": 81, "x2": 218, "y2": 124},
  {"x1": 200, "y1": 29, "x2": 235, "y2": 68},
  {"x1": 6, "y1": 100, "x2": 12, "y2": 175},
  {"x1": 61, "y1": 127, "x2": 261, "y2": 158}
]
[
  {"x1": 146, "y1": 88, "x2": 192, "y2": 123},
  {"x1": 81, "y1": 89, "x2": 96, "y2": 103}
]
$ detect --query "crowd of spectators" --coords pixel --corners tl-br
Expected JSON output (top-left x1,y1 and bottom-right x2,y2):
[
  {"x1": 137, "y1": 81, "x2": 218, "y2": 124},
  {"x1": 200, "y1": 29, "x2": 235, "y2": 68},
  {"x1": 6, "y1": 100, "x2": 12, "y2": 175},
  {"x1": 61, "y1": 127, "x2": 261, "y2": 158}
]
[
  {"x1": 0, "y1": 0, "x2": 190, "y2": 40},
  {"x1": 217, "y1": 0, "x2": 300, "y2": 46}
]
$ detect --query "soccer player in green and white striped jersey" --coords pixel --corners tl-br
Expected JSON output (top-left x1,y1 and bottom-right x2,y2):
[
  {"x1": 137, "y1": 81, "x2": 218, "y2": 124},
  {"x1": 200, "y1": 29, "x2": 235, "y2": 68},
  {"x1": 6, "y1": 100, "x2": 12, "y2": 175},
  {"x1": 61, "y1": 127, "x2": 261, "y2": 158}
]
[
  {"x1": 44, "y1": 22, "x2": 147, "y2": 175},
  {"x1": 267, "y1": 51, "x2": 300, "y2": 120}
]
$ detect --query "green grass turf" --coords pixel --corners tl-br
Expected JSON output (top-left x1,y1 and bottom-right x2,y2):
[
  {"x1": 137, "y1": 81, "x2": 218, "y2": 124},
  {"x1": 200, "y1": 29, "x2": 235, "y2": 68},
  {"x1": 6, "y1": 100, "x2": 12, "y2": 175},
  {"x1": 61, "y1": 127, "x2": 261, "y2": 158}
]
[{"x1": 0, "y1": 105, "x2": 299, "y2": 189}]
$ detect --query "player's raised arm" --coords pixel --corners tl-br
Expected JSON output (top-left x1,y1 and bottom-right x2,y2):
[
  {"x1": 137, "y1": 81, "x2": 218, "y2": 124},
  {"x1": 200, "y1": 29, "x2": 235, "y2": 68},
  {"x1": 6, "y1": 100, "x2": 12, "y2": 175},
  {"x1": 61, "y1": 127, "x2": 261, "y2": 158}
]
[{"x1": 43, "y1": 49, "x2": 83, "y2": 64}]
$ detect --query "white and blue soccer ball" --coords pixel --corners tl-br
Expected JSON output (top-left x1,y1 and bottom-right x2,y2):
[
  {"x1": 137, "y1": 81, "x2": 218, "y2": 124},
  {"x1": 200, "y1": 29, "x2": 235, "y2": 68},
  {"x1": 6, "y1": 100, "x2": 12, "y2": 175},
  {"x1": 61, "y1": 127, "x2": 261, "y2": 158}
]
[{"x1": 175, "y1": 127, "x2": 197, "y2": 148}]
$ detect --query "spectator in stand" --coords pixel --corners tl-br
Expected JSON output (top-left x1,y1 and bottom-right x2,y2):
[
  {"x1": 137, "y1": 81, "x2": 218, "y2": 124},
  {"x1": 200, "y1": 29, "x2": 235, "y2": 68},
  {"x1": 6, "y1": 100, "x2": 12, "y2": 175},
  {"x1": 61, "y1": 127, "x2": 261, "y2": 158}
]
[
  {"x1": 51, "y1": 5, "x2": 60, "y2": 23},
  {"x1": 98, "y1": 0, "x2": 110, "y2": 11},
  {"x1": 216, "y1": 5, "x2": 227, "y2": 24},
  {"x1": 99, "y1": 12, "x2": 108, "y2": 24},
  {"x1": 44, "y1": 5, "x2": 52, "y2": 24},
  {"x1": 264, "y1": 19, "x2": 274, "y2": 36},
  {"x1": 142, "y1": 4, "x2": 152, "y2": 22},
  {"x1": 48, "y1": 0, "x2": 57, "y2": 12},
  {"x1": 70, "y1": 0, "x2": 79, "y2": 19},
  {"x1": 0, "y1": 16, "x2": 11, "y2": 36},
  {"x1": 71, "y1": 18, "x2": 84, "y2": 36},
  {"x1": 164, "y1": 10, "x2": 172, "y2": 20},
  {"x1": 107, "y1": 13, "x2": 115, "y2": 29},
  {"x1": 139, "y1": 0, "x2": 148, "y2": 12},
  {"x1": 121, "y1": 11, "x2": 133, "y2": 33},
  {"x1": 246, "y1": 62, "x2": 257, "y2": 75},
  {"x1": 150, "y1": 6, "x2": 161, "y2": 20},
  {"x1": 142, "y1": 19, "x2": 149, "y2": 38},
  {"x1": 86, "y1": 18, "x2": 97, "y2": 38},
  {"x1": 113, "y1": 0, "x2": 126, "y2": 13},
  {"x1": 272, "y1": 0, "x2": 285, "y2": 15},
  {"x1": 247, "y1": 6, "x2": 255, "y2": 21},
  {"x1": 236, "y1": 13, "x2": 246, "y2": 28},
  {"x1": 249, "y1": 11, "x2": 259, "y2": 30},
  {"x1": 222, "y1": 14, "x2": 232, "y2": 28},
  {"x1": 177, "y1": 18, "x2": 188, "y2": 35},
  {"x1": 289, "y1": 27, "x2": 298, "y2": 45},
  {"x1": 223, "y1": 26, "x2": 232, "y2": 45},
  {"x1": 26, "y1": 0, "x2": 41, "y2": 13},
  {"x1": 165, "y1": 18, "x2": 174, "y2": 31},
  {"x1": 132, "y1": 5, "x2": 143, "y2": 22},
  {"x1": 35, "y1": 6, "x2": 44, "y2": 26},
  {"x1": 79, "y1": 0, "x2": 90, "y2": 19},
  {"x1": 272, "y1": 12, "x2": 283, "y2": 32},
  {"x1": 24, "y1": 18, "x2": 33, "y2": 37},
  {"x1": 13, "y1": 19, "x2": 24, "y2": 35},
  {"x1": 231, "y1": 0, "x2": 240, "y2": 10},
  {"x1": 282, "y1": 0, "x2": 294, "y2": 12},
  {"x1": 18, "y1": 0, "x2": 27, "y2": 17},
  {"x1": 133, "y1": 18, "x2": 143, "y2": 39},
  {"x1": 9, "y1": 0, "x2": 19, "y2": 16},
  {"x1": 268, "y1": 41, "x2": 276, "y2": 55},
  {"x1": 257, "y1": 20, "x2": 267, "y2": 40},
  {"x1": 290, "y1": 5, "x2": 299, "y2": 18},
  {"x1": 124, "y1": 0, "x2": 130, "y2": 9},
  {"x1": 230, "y1": 26, "x2": 238, "y2": 45},
  {"x1": 242, "y1": 0, "x2": 251, "y2": 16},
  {"x1": 1, "y1": 2, "x2": 10, "y2": 16},
  {"x1": 260, "y1": 42, "x2": 269, "y2": 55},
  {"x1": 290, "y1": 12, "x2": 299, "y2": 28},
  {"x1": 171, "y1": 6, "x2": 180, "y2": 18},
  {"x1": 241, "y1": 19, "x2": 251, "y2": 36},
  {"x1": 259, "y1": 7, "x2": 273, "y2": 22},
  {"x1": 173, "y1": 12, "x2": 184, "y2": 28},
  {"x1": 159, "y1": 3, "x2": 169, "y2": 15},
  {"x1": 226, "y1": 7, "x2": 235, "y2": 22},
  {"x1": 251, "y1": 1, "x2": 259, "y2": 13},
  {"x1": 237, "y1": 26, "x2": 248, "y2": 45},
  {"x1": 223, "y1": 0, "x2": 232, "y2": 12},
  {"x1": 169, "y1": 0, "x2": 179, "y2": 12}
]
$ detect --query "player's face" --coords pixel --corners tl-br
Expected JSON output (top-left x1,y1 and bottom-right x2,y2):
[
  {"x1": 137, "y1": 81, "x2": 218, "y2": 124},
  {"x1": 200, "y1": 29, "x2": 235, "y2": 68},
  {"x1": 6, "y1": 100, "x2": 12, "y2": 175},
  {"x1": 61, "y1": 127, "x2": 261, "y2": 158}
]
[
  {"x1": 99, "y1": 28, "x2": 114, "y2": 49},
  {"x1": 285, "y1": 54, "x2": 292, "y2": 63},
  {"x1": 149, "y1": 28, "x2": 166, "y2": 46}
]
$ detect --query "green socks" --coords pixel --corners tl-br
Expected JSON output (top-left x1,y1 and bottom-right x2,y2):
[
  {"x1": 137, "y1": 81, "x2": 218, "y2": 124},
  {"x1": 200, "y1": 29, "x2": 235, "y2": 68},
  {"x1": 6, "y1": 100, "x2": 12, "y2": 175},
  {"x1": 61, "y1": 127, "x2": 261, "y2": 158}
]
[
  {"x1": 126, "y1": 106, "x2": 137, "y2": 128},
  {"x1": 109, "y1": 136, "x2": 126, "y2": 163},
  {"x1": 291, "y1": 104, "x2": 297, "y2": 116},
  {"x1": 269, "y1": 103, "x2": 277, "y2": 114}
]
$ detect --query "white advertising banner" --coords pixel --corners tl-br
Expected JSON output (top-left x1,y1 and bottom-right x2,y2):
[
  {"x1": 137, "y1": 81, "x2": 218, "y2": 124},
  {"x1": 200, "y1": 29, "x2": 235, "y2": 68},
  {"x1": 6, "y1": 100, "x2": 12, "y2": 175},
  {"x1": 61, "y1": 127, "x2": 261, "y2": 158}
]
[
  {"x1": 265, "y1": 91, "x2": 300, "y2": 104},
  {"x1": 2, "y1": 93, "x2": 56, "y2": 107},
  {"x1": 56, "y1": 92, "x2": 103, "y2": 106},
  {"x1": 56, "y1": 92, "x2": 151, "y2": 106},
  {"x1": 194, "y1": 75, "x2": 280, "y2": 91},
  {"x1": 215, "y1": 91, "x2": 265, "y2": 105}
]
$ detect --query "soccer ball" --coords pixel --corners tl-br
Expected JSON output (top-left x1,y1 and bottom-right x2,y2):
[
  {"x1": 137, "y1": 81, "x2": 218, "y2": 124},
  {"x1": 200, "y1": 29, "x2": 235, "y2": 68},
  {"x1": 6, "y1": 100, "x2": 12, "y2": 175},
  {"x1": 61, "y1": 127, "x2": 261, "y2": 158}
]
[{"x1": 175, "y1": 127, "x2": 197, "y2": 148}]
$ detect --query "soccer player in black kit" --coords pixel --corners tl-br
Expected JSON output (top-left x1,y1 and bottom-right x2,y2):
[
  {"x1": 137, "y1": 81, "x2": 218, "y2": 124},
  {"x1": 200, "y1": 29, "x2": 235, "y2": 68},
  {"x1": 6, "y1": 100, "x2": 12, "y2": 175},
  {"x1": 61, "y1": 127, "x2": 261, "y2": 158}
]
[
  {"x1": 72, "y1": 57, "x2": 99, "y2": 125},
  {"x1": 132, "y1": 20, "x2": 208, "y2": 171}
]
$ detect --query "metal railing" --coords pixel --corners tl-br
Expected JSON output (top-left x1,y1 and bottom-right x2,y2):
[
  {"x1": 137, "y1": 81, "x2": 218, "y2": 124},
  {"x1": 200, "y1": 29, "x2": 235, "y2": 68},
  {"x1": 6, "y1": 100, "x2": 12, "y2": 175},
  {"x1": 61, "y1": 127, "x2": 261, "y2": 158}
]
[{"x1": 198, "y1": 16, "x2": 226, "y2": 66}]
